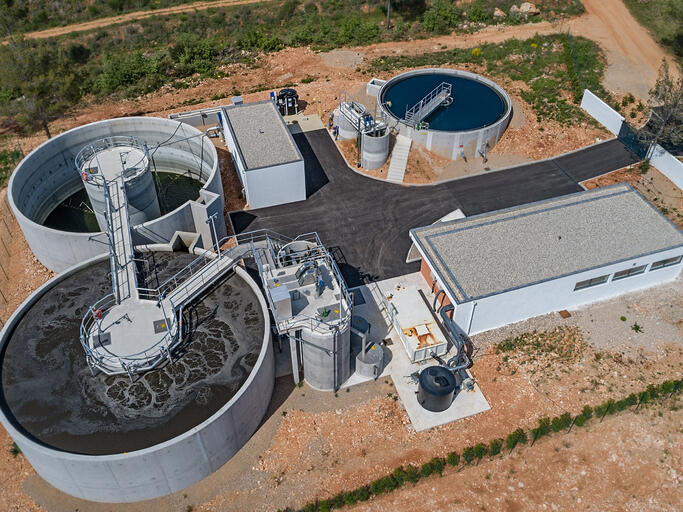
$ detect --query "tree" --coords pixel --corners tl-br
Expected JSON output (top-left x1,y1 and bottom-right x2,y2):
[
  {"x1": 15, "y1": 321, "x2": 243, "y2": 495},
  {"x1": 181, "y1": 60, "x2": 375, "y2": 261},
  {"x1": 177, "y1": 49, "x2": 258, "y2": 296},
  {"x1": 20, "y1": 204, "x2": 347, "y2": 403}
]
[
  {"x1": 639, "y1": 60, "x2": 683, "y2": 155},
  {"x1": 0, "y1": 9, "x2": 81, "y2": 138}
]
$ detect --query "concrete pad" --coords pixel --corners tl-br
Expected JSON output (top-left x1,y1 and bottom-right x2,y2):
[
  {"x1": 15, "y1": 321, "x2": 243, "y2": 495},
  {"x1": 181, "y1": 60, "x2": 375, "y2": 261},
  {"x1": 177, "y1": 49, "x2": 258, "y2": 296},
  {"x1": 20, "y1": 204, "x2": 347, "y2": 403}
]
[
  {"x1": 355, "y1": 273, "x2": 491, "y2": 431},
  {"x1": 285, "y1": 113, "x2": 325, "y2": 134},
  {"x1": 272, "y1": 269, "x2": 491, "y2": 430}
]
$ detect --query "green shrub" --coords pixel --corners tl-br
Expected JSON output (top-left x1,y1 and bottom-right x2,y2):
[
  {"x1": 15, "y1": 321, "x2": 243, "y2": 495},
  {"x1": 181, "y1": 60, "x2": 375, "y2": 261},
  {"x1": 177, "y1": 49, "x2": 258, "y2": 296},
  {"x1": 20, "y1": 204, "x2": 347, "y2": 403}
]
[
  {"x1": 534, "y1": 417, "x2": 551, "y2": 439},
  {"x1": 422, "y1": 0, "x2": 461, "y2": 34},
  {"x1": 391, "y1": 467, "x2": 407, "y2": 486},
  {"x1": 330, "y1": 493, "x2": 344, "y2": 508},
  {"x1": 638, "y1": 389, "x2": 651, "y2": 405},
  {"x1": 551, "y1": 413, "x2": 572, "y2": 432},
  {"x1": 10, "y1": 442, "x2": 21, "y2": 457},
  {"x1": 462, "y1": 446, "x2": 475, "y2": 464},
  {"x1": 420, "y1": 460, "x2": 434, "y2": 477},
  {"x1": 467, "y1": 1, "x2": 492, "y2": 23},
  {"x1": 573, "y1": 413, "x2": 587, "y2": 427},
  {"x1": 404, "y1": 465, "x2": 419, "y2": 483},
  {"x1": 647, "y1": 384, "x2": 660, "y2": 399},
  {"x1": 355, "y1": 487, "x2": 369, "y2": 502},
  {"x1": 370, "y1": 475, "x2": 397, "y2": 495},
  {"x1": 506, "y1": 428, "x2": 527, "y2": 451},
  {"x1": 343, "y1": 491, "x2": 357, "y2": 505},
  {"x1": 446, "y1": 451, "x2": 460, "y2": 466},
  {"x1": 660, "y1": 380, "x2": 675, "y2": 396},
  {"x1": 615, "y1": 399, "x2": 629, "y2": 412},
  {"x1": 489, "y1": 438, "x2": 503, "y2": 456},
  {"x1": 472, "y1": 443, "x2": 487, "y2": 461},
  {"x1": 430, "y1": 457, "x2": 445, "y2": 475},
  {"x1": 317, "y1": 499, "x2": 331, "y2": 512}
]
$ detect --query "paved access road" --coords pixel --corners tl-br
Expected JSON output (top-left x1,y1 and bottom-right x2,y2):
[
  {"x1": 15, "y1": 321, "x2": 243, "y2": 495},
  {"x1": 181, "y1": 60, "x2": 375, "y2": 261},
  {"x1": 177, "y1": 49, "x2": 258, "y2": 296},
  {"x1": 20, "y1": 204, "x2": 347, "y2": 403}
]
[{"x1": 230, "y1": 129, "x2": 637, "y2": 287}]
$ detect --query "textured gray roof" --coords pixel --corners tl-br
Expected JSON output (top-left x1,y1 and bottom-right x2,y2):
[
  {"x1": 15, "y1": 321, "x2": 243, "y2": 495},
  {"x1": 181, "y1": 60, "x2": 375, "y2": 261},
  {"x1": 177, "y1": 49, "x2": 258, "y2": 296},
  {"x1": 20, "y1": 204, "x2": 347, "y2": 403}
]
[
  {"x1": 410, "y1": 184, "x2": 683, "y2": 303},
  {"x1": 224, "y1": 101, "x2": 302, "y2": 170}
]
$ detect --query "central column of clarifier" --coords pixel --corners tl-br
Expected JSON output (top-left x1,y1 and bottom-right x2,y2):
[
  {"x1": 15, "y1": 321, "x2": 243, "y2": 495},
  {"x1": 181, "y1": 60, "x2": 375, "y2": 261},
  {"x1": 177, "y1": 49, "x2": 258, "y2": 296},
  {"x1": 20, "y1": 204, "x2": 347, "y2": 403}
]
[{"x1": 76, "y1": 137, "x2": 161, "y2": 232}]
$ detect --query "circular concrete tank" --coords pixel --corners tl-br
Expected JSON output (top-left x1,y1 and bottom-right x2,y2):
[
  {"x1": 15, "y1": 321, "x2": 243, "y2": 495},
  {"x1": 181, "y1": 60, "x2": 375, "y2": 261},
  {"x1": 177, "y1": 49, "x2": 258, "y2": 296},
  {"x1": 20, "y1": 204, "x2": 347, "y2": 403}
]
[
  {"x1": 361, "y1": 128, "x2": 390, "y2": 170},
  {"x1": 378, "y1": 68, "x2": 512, "y2": 160},
  {"x1": 7, "y1": 117, "x2": 224, "y2": 272},
  {"x1": 0, "y1": 250, "x2": 273, "y2": 503}
]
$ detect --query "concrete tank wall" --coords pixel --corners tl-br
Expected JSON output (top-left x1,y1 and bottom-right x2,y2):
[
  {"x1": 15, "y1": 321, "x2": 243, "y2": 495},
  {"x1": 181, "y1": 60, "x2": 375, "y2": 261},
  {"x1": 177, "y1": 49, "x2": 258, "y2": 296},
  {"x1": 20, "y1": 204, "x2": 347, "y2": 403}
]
[
  {"x1": 378, "y1": 68, "x2": 512, "y2": 160},
  {"x1": 361, "y1": 129, "x2": 390, "y2": 169},
  {"x1": 7, "y1": 117, "x2": 222, "y2": 272},
  {"x1": 0, "y1": 256, "x2": 274, "y2": 503},
  {"x1": 301, "y1": 323, "x2": 351, "y2": 391}
]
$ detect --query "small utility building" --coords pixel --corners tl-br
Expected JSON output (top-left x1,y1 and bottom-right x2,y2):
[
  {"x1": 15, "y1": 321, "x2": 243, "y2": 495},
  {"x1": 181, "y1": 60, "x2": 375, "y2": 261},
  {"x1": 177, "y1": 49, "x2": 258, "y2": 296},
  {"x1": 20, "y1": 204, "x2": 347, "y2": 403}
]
[
  {"x1": 221, "y1": 100, "x2": 305, "y2": 209},
  {"x1": 410, "y1": 184, "x2": 683, "y2": 335}
]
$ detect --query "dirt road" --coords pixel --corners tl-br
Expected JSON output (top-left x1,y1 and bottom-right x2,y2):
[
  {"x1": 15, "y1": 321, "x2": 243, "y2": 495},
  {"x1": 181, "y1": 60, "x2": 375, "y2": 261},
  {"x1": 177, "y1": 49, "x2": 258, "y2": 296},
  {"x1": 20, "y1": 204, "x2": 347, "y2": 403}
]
[
  {"x1": 571, "y1": 0, "x2": 678, "y2": 98},
  {"x1": 23, "y1": 0, "x2": 265, "y2": 39}
]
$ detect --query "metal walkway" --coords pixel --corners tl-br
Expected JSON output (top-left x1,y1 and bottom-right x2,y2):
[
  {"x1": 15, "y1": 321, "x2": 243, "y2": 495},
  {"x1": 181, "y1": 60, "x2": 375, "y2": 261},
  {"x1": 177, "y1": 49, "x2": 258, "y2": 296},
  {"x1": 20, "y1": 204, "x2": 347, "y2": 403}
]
[
  {"x1": 404, "y1": 82, "x2": 452, "y2": 127},
  {"x1": 105, "y1": 177, "x2": 138, "y2": 303}
]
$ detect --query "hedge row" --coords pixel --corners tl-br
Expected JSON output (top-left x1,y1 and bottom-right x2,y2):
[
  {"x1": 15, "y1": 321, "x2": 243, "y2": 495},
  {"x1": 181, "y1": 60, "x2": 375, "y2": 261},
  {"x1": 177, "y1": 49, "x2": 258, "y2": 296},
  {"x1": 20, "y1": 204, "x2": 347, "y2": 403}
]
[{"x1": 284, "y1": 379, "x2": 682, "y2": 512}]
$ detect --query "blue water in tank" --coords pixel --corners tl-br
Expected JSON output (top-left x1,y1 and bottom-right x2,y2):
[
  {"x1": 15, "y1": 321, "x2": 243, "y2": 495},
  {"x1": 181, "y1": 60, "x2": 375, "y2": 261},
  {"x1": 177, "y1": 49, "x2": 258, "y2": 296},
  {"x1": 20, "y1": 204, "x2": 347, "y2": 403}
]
[{"x1": 382, "y1": 73, "x2": 506, "y2": 131}]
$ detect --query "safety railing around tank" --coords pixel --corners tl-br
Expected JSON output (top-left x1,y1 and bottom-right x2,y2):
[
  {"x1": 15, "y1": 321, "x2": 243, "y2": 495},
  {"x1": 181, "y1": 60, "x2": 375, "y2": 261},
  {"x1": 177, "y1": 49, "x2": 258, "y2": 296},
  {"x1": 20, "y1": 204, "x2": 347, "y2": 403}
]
[
  {"x1": 75, "y1": 135, "x2": 150, "y2": 185},
  {"x1": 79, "y1": 293, "x2": 180, "y2": 377},
  {"x1": 404, "y1": 82, "x2": 452, "y2": 126},
  {"x1": 250, "y1": 233, "x2": 353, "y2": 337}
]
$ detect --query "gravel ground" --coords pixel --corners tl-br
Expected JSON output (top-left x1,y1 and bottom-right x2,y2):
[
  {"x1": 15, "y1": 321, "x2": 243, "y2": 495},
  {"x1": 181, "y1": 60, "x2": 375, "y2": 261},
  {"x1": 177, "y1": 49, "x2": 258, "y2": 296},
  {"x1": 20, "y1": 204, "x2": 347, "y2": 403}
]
[{"x1": 471, "y1": 277, "x2": 683, "y2": 355}]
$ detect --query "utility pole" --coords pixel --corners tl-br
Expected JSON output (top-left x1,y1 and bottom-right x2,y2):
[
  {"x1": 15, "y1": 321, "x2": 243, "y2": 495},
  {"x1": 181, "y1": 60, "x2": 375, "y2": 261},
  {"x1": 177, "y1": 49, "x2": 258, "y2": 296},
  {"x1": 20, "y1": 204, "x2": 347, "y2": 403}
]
[{"x1": 386, "y1": 0, "x2": 391, "y2": 30}]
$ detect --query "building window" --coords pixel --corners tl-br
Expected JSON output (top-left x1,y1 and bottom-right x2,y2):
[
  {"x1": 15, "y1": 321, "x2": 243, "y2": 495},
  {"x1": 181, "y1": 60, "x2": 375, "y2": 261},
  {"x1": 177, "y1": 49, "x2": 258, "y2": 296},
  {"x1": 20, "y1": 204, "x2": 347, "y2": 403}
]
[
  {"x1": 574, "y1": 274, "x2": 609, "y2": 291},
  {"x1": 650, "y1": 255, "x2": 682, "y2": 271},
  {"x1": 612, "y1": 264, "x2": 647, "y2": 281}
]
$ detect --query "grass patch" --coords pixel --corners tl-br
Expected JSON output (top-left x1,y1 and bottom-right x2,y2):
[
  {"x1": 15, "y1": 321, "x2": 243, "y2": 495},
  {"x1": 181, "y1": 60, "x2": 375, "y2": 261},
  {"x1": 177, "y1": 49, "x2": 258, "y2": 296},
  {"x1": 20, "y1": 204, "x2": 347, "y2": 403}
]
[{"x1": 496, "y1": 326, "x2": 587, "y2": 363}]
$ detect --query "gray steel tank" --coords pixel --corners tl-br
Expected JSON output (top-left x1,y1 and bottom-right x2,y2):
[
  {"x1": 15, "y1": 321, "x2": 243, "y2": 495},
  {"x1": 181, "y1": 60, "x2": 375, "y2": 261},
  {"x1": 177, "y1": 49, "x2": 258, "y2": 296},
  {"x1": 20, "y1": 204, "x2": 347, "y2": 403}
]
[{"x1": 0, "y1": 250, "x2": 273, "y2": 503}]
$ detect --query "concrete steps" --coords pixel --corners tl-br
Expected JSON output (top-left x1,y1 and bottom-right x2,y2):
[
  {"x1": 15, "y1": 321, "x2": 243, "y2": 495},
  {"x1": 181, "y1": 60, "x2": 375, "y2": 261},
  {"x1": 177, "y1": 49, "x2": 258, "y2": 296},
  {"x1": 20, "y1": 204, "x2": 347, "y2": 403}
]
[{"x1": 386, "y1": 135, "x2": 411, "y2": 183}]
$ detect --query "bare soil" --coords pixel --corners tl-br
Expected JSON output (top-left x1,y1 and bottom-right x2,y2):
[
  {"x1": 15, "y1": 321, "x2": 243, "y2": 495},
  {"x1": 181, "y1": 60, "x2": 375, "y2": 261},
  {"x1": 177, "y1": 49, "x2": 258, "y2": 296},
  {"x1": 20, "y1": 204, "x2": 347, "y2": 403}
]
[
  {"x1": 196, "y1": 281, "x2": 682, "y2": 511},
  {"x1": 350, "y1": 405, "x2": 682, "y2": 512}
]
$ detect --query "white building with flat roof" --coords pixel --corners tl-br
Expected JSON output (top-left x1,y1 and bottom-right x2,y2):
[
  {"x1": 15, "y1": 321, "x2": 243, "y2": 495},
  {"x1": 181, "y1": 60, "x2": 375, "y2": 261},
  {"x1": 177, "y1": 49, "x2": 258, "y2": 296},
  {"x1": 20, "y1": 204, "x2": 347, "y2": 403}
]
[
  {"x1": 410, "y1": 184, "x2": 683, "y2": 335},
  {"x1": 221, "y1": 100, "x2": 305, "y2": 209}
]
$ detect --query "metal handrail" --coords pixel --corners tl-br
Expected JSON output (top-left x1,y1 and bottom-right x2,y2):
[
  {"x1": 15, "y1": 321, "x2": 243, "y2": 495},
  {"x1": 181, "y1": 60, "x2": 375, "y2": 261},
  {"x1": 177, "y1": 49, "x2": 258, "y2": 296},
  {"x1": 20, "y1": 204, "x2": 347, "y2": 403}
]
[
  {"x1": 79, "y1": 293, "x2": 180, "y2": 374},
  {"x1": 81, "y1": 229, "x2": 351, "y2": 376},
  {"x1": 75, "y1": 136, "x2": 150, "y2": 184},
  {"x1": 404, "y1": 82, "x2": 452, "y2": 125}
]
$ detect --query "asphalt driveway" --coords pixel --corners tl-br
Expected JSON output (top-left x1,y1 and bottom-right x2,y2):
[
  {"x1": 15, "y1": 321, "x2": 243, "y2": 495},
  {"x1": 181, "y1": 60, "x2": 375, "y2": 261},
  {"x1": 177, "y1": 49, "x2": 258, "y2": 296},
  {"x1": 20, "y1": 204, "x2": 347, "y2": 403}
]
[{"x1": 230, "y1": 129, "x2": 637, "y2": 287}]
